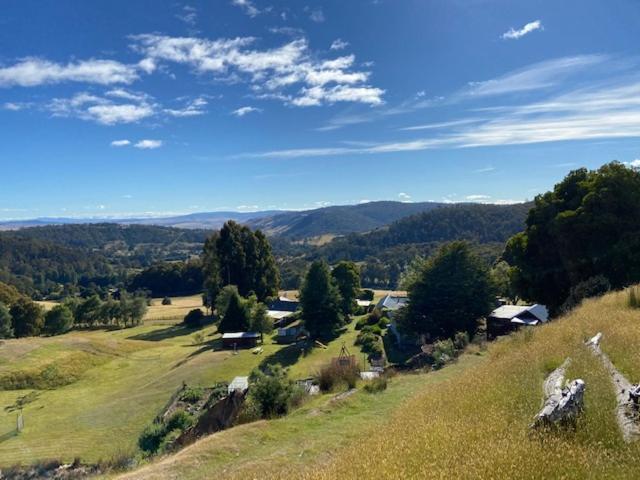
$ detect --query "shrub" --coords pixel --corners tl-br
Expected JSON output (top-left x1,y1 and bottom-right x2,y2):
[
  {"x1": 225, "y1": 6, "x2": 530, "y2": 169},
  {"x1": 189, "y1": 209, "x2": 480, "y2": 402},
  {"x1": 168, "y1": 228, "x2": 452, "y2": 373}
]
[
  {"x1": 317, "y1": 363, "x2": 359, "y2": 392},
  {"x1": 453, "y1": 331, "x2": 470, "y2": 350},
  {"x1": 138, "y1": 423, "x2": 165, "y2": 454},
  {"x1": 363, "y1": 376, "x2": 388, "y2": 394},
  {"x1": 164, "y1": 409, "x2": 194, "y2": 432},
  {"x1": 355, "y1": 317, "x2": 368, "y2": 330},
  {"x1": 179, "y1": 386, "x2": 204, "y2": 403},
  {"x1": 248, "y1": 364, "x2": 299, "y2": 418},
  {"x1": 628, "y1": 286, "x2": 640, "y2": 309},
  {"x1": 192, "y1": 332, "x2": 204, "y2": 345},
  {"x1": 44, "y1": 305, "x2": 74, "y2": 335},
  {"x1": 183, "y1": 308, "x2": 205, "y2": 328},
  {"x1": 162, "y1": 296, "x2": 172, "y2": 305},
  {"x1": 359, "y1": 289, "x2": 375, "y2": 301},
  {"x1": 432, "y1": 338, "x2": 455, "y2": 369}
]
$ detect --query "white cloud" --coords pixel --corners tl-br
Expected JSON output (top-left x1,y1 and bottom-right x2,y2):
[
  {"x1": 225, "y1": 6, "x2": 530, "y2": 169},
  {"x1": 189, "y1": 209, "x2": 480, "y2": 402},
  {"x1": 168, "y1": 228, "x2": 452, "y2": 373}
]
[
  {"x1": 466, "y1": 55, "x2": 607, "y2": 97},
  {"x1": 231, "y1": 0, "x2": 260, "y2": 17},
  {"x1": 3, "y1": 102, "x2": 25, "y2": 111},
  {"x1": 466, "y1": 194, "x2": 491, "y2": 201},
  {"x1": 330, "y1": 39, "x2": 349, "y2": 51},
  {"x1": 176, "y1": 5, "x2": 198, "y2": 26},
  {"x1": 131, "y1": 34, "x2": 384, "y2": 107},
  {"x1": 398, "y1": 192, "x2": 412, "y2": 202},
  {"x1": 309, "y1": 8, "x2": 325, "y2": 23},
  {"x1": 0, "y1": 58, "x2": 139, "y2": 87},
  {"x1": 48, "y1": 91, "x2": 156, "y2": 125},
  {"x1": 165, "y1": 96, "x2": 208, "y2": 117},
  {"x1": 110, "y1": 139, "x2": 131, "y2": 147},
  {"x1": 502, "y1": 20, "x2": 543, "y2": 40},
  {"x1": 134, "y1": 139, "x2": 163, "y2": 149},
  {"x1": 232, "y1": 105, "x2": 261, "y2": 117},
  {"x1": 474, "y1": 166, "x2": 496, "y2": 173},
  {"x1": 628, "y1": 159, "x2": 640, "y2": 168}
]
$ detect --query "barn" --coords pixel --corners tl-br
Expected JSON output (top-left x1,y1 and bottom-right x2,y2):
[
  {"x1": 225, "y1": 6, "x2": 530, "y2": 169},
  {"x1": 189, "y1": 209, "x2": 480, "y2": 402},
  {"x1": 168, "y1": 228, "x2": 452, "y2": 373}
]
[
  {"x1": 487, "y1": 304, "x2": 549, "y2": 339},
  {"x1": 221, "y1": 332, "x2": 260, "y2": 349}
]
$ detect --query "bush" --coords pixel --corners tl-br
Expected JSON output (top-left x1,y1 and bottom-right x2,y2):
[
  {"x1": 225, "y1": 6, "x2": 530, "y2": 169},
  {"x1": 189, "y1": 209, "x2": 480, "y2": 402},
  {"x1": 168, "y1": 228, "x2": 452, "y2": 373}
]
[
  {"x1": 248, "y1": 364, "x2": 299, "y2": 418},
  {"x1": 183, "y1": 308, "x2": 205, "y2": 328},
  {"x1": 432, "y1": 338, "x2": 455, "y2": 369},
  {"x1": 359, "y1": 289, "x2": 374, "y2": 301},
  {"x1": 361, "y1": 324, "x2": 382, "y2": 336},
  {"x1": 317, "y1": 363, "x2": 359, "y2": 392},
  {"x1": 628, "y1": 286, "x2": 640, "y2": 309},
  {"x1": 138, "y1": 410, "x2": 193, "y2": 455},
  {"x1": 138, "y1": 423, "x2": 165, "y2": 454},
  {"x1": 355, "y1": 317, "x2": 367, "y2": 330},
  {"x1": 363, "y1": 376, "x2": 388, "y2": 394},
  {"x1": 179, "y1": 386, "x2": 204, "y2": 403},
  {"x1": 161, "y1": 296, "x2": 172, "y2": 306},
  {"x1": 561, "y1": 275, "x2": 611, "y2": 313},
  {"x1": 453, "y1": 331, "x2": 470, "y2": 350},
  {"x1": 164, "y1": 409, "x2": 194, "y2": 432},
  {"x1": 192, "y1": 332, "x2": 204, "y2": 345},
  {"x1": 44, "y1": 305, "x2": 74, "y2": 335}
]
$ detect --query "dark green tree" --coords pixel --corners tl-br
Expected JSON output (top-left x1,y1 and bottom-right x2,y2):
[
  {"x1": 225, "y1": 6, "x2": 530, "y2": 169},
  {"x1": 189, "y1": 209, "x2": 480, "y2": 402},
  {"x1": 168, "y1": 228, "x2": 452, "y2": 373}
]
[
  {"x1": 10, "y1": 297, "x2": 44, "y2": 337},
  {"x1": 216, "y1": 221, "x2": 248, "y2": 292},
  {"x1": 202, "y1": 233, "x2": 221, "y2": 312},
  {"x1": 44, "y1": 304, "x2": 74, "y2": 335},
  {"x1": 248, "y1": 364, "x2": 296, "y2": 418},
  {"x1": 75, "y1": 295, "x2": 102, "y2": 326},
  {"x1": 505, "y1": 162, "x2": 640, "y2": 312},
  {"x1": 400, "y1": 241, "x2": 494, "y2": 340},
  {"x1": 250, "y1": 302, "x2": 273, "y2": 342},
  {"x1": 300, "y1": 260, "x2": 344, "y2": 339},
  {"x1": 218, "y1": 289, "x2": 251, "y2": 333},
  {"x1": 0, "y1": 303, "x2": 13, "y2": 338},
  {"x1": 331, "y1": 261, "x2": 361, "y2": 315},
  {"x1": 253, "y1": 230, "x2": 280, "y2": 301},
  {"x1": 184, "y1": 308, "x2": 205, "y2": 328}
]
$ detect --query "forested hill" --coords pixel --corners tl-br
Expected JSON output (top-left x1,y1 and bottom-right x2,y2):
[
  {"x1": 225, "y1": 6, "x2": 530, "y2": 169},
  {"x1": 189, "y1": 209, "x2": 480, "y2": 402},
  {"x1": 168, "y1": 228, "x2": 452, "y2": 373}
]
[
  {"x1": 0, "y1": 235, "x2": 116, "y2": 297},
  {"x1": 313, "y1": 202, "x2": 532, "y2": 263},
  {"x1": 8, "y1": 223, "x2": 211, "y2": 250},
  {"x1": 248, "y1": 201, "x2": 445, "y2": 239}
]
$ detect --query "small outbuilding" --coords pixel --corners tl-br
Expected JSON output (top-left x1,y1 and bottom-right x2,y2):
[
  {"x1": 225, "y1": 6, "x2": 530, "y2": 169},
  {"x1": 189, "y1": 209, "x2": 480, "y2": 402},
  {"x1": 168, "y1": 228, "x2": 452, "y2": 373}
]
[
  {"x1": 487, "y1": 304, "x2": 549, "y2": 339},
  {"x1": 276, "y1": 323, "x2": 306, "y2": 344},
  {"x1": 228, "y1": 376, "x2": 249, "y2": 395},
  {"x1": 221, "y1": 332, "x2": 260, "y2": 349}
]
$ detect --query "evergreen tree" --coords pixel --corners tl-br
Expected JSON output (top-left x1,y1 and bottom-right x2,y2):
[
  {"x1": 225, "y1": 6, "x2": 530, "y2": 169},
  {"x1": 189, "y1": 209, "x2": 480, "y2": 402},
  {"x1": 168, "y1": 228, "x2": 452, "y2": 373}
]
[
  {"x1": 250, "y1": 302, "x2": 273, "y2": 342},
  {"x1": 331, "y1": 261, "x2": 361, "y2": 315},
  {"x1": 253, "y1": 231, "x2": 280, "y2": 301},
  {"x1": 300, "y1": 260, "x2": 344, "y2": 339},
  {"x1": 400, "y1": 241, "x2": 494, "y2": 340},
  {"x1": 10, "y1": 297, "x2": 44, "y2": 337},
  {"x1": 44, "y1": 304, "x2": 74, "y2": 335},
  {"x1": 218, "y1": 289, "x2": 251, "y2": 333},
  {"x1": 505, "y1": 162, "x2": 640, "y2": 312},
  {"x1": 202, "y1": 233, "x2": 221, "y2": 312},
  {"x1": 0, "y1": 303, "x2": 13, "y2": 338}
]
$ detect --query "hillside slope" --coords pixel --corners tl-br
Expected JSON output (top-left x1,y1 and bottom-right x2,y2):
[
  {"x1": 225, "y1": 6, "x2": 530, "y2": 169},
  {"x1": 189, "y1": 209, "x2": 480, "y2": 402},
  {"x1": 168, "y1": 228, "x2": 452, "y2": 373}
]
[
  {"x1": 117, "y1": 289, "x2": 640, "y2": 479},
  {"x1": 249, "y1": 201, "x2": 445, "y2": 239}
]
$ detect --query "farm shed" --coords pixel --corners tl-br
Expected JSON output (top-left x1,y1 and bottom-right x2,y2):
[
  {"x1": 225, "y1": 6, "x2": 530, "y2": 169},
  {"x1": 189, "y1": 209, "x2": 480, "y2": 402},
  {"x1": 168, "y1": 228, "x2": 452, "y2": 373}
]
[
  {"x1": 268, "y1": 296, "x2": 300, "y2": 327},
  {"x1": 228, "y1": 376, "x2": 249, "y2": 394},
  {"x1": 221, "y1": 332, "x2": 260, "y2": 349},
  {"x1": 276, "y1": 323, "x2": 306, "y2": 344},
  {"x1": 487, "y1": 304, "x2": 549, "y2": 339}
]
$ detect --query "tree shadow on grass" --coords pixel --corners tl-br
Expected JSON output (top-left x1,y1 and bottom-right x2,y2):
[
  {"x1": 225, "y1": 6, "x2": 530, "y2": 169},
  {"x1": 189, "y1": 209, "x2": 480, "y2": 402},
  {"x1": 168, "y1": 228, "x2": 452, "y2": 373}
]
[
  {"x1": 172, "y1": 338, "x2": 223, "y2": 369},
  {"x1": 0, "y1": 429, "x2": 17, "y2": 444},
  {"x1": 259, "y1": 342, "x2": 311, "y2": 371},
  {"x1": 127, "y1": 324, "x2": 198, "y2": 342}
]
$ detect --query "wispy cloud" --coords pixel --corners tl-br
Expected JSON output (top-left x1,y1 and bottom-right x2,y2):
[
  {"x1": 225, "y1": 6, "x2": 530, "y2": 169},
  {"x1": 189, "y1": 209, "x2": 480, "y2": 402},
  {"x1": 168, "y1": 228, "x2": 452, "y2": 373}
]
[
  {"x1": 466, "y1": 194, "x2": 491, "y2": 201},
  {"x1": 176, "y1": 5, "x2": 198, "y2": 27},
  {"x1": 232, "y1": 105, "x2": 261, "y2": 117},
  {"x1": 231, "y1": 0, "x2": 260, "y2": 17},
  {"x1": 398, "y1": 192, "x2": 412, "y2": 202},
  {"x1": 131, "y1": 34, "x2": 384, "y2": 106},
  {"x1": 330, "y1": 39, "x2": 349, "y2": 51},
  {"x1": 110, "y1": 139, "x2": 131, "y2": 147},
  {"x1": 0, "y1": 58, "x2": 139, "y2": 87},
  {"x1": 165, "y1": 96, "x2": 208, "y2": 117},
  {"x1": 308, "y1": 8, "x2": 325, "y2": 23},
  {"x1": 502, "y1": 20, "x2": 543, "y2": 40},
  {"x1": 400, "y1": 118, "x2": 484, "y2": 131},
  {"x1": 134, "y1": 139, "x2": 163, "y2": 149}
]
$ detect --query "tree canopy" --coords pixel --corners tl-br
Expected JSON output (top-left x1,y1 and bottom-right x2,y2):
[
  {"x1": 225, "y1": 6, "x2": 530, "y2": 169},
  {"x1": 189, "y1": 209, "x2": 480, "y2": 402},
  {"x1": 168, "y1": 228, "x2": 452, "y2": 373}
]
[
  {"x1": 505, "y1": 162, "x2": 640, "y2": 313},
  {"x1": 10, "y1": 297, "x2": 44, "y2": 338},
  {"x1": 331, "y1": 261, "x2": 361, "y2": 315},
  {"x1": 299, "y1": 260, "x2": 344, "y2": 339},
  {"x1": 399, "y1": 241, "x2": 494, "y2": 340}
]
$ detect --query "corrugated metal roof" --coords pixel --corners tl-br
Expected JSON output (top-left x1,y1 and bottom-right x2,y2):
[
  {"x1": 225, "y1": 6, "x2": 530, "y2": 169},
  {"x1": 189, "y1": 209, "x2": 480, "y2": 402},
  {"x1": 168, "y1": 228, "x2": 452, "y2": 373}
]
[
  {"x1": 222, "y1": 332, "x2": 260, "y2": 339},
  {"x1": 376, "y1": 294, "x2": 408, "y2": 310},
  {"x1": 228, "y1": 376, "x2": 249, "y2": 392},
  {"x1": 490, "y1": 304, "x2": 549, "y2": 322}
]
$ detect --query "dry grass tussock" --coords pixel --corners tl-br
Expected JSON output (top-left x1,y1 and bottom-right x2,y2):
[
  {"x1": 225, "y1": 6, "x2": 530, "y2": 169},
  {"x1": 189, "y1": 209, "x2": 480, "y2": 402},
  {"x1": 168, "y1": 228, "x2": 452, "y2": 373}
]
[{"x1": 234, "y1": 288, "x2": 640, "y2": 479}]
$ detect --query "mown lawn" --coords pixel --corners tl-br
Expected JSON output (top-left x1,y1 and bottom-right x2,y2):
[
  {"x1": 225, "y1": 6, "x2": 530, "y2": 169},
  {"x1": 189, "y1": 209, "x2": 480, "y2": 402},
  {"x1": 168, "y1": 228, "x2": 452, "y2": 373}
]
[
  {"x1": 0, "y1": 311, "x2": 369, "y2": 466},
  {"x1": 117, "y1": 288, "x2": 640, "y2": 479}
]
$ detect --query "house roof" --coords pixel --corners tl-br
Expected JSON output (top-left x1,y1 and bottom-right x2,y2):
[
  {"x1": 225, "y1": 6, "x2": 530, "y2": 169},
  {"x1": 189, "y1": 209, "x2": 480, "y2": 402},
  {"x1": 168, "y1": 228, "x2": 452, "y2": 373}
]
[
  {"x1": 222, "y1": 332, "x2": 260, "y2": 339},
  {"x1": 489, "y1": 304, "x2": 549, "y2": 323},
  {"x1": 356, "y1": 300, "x2": 372, "y2": 307},
  {"x1": 228, "y1": 376, "x2": 249, "y2": 391},
  {"x1": 267, "y1": 310, "x2": 295, "y2": 320},
  {"x1": 376, "y1": 294, "x2": 408, "y2": 311},
  {"x1": 268, "y1": 297, "x2": 300, "y2": 312}
]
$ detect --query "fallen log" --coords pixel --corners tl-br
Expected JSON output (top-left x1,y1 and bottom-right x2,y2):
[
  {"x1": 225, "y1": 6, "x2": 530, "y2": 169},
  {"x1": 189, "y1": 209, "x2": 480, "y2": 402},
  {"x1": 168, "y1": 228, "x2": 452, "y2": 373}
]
[
  {"x1": 586, "y1": 332, "x2": 640, "y2": 442},
  {"x1": 532, "y1": 358, "x2": 585, "y2": 428}
]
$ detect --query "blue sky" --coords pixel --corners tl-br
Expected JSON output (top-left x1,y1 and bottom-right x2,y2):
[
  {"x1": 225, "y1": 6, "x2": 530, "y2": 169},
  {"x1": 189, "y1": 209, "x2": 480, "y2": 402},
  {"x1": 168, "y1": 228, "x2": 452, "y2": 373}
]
[{"x1": 1, "y1": 0, "x2": 640, "y2": 219}]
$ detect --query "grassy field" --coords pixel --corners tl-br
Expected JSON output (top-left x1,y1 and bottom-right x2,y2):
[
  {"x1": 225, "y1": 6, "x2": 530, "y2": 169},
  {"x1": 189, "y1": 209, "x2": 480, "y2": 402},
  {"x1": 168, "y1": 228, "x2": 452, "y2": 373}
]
[
  {"x1": 116, "y1": 288, "x2": 640, "y2": 479},
  {"x1": 0, "y1": 302, "x2": 371, "y2": 467}
]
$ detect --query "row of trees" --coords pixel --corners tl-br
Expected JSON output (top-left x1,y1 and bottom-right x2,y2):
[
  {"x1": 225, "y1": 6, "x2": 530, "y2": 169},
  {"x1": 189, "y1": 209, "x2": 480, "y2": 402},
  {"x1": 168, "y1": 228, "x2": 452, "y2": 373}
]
[{"x1": 0, "y1": 289, "x2": 148, "y2": 339}]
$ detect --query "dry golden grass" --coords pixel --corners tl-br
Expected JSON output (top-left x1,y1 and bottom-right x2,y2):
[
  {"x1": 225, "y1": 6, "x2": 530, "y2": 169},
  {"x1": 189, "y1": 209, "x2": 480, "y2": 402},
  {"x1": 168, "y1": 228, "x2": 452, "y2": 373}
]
[{"x1": 117, "y1": 288, "x2": 640, "y2": 479}]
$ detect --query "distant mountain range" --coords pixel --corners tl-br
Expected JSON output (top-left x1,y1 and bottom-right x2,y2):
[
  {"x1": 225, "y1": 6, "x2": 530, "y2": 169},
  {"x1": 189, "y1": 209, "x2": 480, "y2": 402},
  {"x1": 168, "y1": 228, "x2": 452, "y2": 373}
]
[{"x1": 0, "y1": 210, "x2": 281, "y2": 231}]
